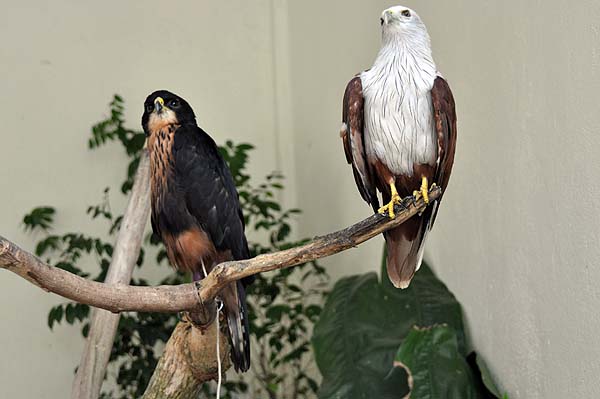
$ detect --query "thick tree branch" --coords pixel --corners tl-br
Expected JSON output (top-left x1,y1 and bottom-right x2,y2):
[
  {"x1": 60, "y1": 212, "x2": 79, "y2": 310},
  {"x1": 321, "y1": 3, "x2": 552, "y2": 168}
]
[
  {"x1": 1, "y1": 186, "x2": 441, "y2": 398},
  {"x1": 0, "y1": 186, "x2": 441, "y2": 314},
  {"x1": 71, "y1": 151, "x2": 152, "y2": 399},
  {"x1": 140, "y1": 189, "x2": 442, "y2": 398},
  {"x1": 141, "y1": 320, "x2": 231, "y2": 399}
]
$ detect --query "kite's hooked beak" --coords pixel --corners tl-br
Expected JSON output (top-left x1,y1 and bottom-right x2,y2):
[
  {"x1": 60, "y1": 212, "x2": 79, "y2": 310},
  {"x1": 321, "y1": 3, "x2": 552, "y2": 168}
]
[
  {"x1": 154, "y1": 97, "x2": 165, "y2": 113},
  {"x1": 383, "y1": 9, "x2": 395, "y2": 24}
]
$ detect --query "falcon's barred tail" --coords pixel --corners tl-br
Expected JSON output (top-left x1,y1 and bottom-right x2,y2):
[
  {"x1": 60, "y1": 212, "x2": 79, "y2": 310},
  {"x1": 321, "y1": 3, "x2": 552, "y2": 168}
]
[
  {"x1": 384, "y1": 204, "x2": 436, "y2": 289},
  {"x1": 222, "y1": 281, "x2": 251, "y2": 372}
]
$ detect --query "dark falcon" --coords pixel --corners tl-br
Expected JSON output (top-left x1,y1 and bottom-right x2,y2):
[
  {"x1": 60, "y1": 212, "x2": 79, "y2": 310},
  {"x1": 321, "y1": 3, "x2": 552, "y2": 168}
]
[{"x1": 142, "y1": 90, "x2": 250, "y2": 372}]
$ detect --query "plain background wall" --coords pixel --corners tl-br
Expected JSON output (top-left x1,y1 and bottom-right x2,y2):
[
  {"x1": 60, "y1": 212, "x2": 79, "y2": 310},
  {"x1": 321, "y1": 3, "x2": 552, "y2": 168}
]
[
  {"x1": 2, "y1": 1, "x2": 600, "y2": 398},
  {"x1": 0, "y1": 1, "x2": 285, "y2": 397},
  {"x1": 287, "y1": 1, "x2": 600, "y2": 398}
]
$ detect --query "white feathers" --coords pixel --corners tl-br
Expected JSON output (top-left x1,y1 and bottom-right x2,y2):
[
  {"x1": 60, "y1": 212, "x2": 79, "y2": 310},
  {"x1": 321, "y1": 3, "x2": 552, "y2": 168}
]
[{"x1": 361, "y1": 6, "x2": 438, "y2": 176}]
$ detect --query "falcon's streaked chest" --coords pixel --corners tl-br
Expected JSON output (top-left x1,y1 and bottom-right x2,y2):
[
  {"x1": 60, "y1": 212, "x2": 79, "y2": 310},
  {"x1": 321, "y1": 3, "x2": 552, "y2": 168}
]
[
  {"x1": 361, "y1": 49, "x2": 437, "y2": 177},
  {"x1": 148, "y1": 125, "x2": 177, "y2": 211}
]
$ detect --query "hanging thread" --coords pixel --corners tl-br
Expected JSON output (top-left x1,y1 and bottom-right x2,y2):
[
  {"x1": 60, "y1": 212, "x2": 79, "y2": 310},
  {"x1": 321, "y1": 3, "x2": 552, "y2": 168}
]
[
  {"x1": 198, "y1": 260, "x2": 223, "y2": 399},
  {"x1": 215, "y1": 298, "x2": 224, "y2": 399}
]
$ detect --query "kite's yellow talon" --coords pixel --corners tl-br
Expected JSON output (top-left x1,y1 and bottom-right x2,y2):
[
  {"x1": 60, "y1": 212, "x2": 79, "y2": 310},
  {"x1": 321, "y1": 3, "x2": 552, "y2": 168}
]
[
  {"x1": 421, "y1": 177, "x2": 429, "y2": 205},
  {"x1": 378, "y1": 182, "x2": 402, "y2": 219},
  {"x1": 413, "y1": 177, "x2": 431, "y2": 205}
]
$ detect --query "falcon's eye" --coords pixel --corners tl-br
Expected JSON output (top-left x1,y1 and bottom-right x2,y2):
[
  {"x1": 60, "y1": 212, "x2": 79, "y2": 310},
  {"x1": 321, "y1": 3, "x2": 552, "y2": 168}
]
[
  {"x1": 380, "y1": 17, "x2": 384, "y2": 26},
  {"x1": 401, "y1": 10, "x2": 411, "y2": 17},
  {"x1": 169, "y1": 99, "x2": 180, "y2": 108},
  {"x1": 145, "y1": 104, "x2": 153, "y2": 113}
]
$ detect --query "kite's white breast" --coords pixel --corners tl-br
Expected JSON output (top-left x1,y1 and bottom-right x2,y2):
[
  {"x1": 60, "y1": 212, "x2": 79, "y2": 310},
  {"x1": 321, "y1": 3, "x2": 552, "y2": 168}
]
[{"x1": 361, "y1": 62, "x2": 437, "y2": 177}]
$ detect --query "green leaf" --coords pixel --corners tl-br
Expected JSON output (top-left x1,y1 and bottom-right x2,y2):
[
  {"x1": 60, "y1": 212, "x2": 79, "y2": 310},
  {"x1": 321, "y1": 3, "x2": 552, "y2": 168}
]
[
  {"x1": 65, "y1": 303, "x2": 76, "y2": 324},
  {"x1": 54, "y1": 261, "x2": 88, "y2": 278},
  {"x1": 266, "y1": 305, "x2": 291, "y2": 322},
  {"x1": 313, "y1": 250, "x2": 465, "y2": 399},
  {"x1": 23, "y1": 207, "x2": 55, "y2": 231},
  {"x1": 48, "y1": 305, "x2": 64, "y2": 329},
  {"x1": 82, "y1": 323, "x2": 90, "y2": 338},
  {"x1": 127, "y1": 133, "x2": 146, "y2": 155},
  {"x1": 393, "y1": 325, "x2": 479, "y2": 399},
  {"x1": 73, "y1": 303, "x2": 90, "y2": 322},
  {"x1": 304, "y1": 304, "x2": 322, "y2": 321},
  {"x1": 35, "y1": 235, "x2": 60, "y2": 256},
  {"x1": 466, "y1": 352, "x2": 503, "y2": 398}
]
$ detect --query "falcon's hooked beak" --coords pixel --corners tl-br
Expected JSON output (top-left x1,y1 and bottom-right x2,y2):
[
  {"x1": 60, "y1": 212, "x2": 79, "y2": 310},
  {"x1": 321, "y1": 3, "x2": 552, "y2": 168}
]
[{"x1": 154, "y1": 97, "x2": 165, "y2": 113}]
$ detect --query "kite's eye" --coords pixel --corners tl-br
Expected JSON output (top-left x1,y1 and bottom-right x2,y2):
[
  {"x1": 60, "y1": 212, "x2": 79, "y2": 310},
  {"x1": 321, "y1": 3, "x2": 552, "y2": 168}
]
[
  {"x1": 380, "y1": 17, "x2": 384, "y2": 26},
  {"x1": 145, "y1": 104, "x2": 154, "y2": 113},
  {"x1": 401, "y1": 10, "x2": 411, "y2": 17},
  {"x1": 169, "y1": 99, "x2": 180, "y2": 108}
]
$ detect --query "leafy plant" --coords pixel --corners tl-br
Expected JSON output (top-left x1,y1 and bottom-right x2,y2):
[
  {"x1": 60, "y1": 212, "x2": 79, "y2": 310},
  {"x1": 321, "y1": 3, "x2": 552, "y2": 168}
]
[
  {"x1": 312, "y1": 251, "x2": 505, "y2": 399},
  {"x1": 23, "y1": 95, "x2": 329, "y2": 398},
  {"x1": 394, "y1": 325, "x2": 479, "y2": 399}
]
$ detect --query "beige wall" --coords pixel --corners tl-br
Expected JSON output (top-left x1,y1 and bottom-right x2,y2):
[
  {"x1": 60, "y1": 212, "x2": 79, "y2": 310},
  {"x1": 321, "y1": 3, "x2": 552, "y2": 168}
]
[
  {"x1": 288, "y1": 1, "x2": 600, "y2": 398},
  {"x1": 2, "y1": 1, "x2": 600, "y2": 398},
  {"x1": 0, "y1": 1, "x2": 283, "y2": 397}
]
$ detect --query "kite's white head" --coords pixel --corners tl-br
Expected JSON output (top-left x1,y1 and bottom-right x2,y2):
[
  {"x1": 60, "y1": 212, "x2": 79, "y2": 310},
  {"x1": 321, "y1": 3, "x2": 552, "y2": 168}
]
[{"x1": 380, "y1": 6, "x2": 430, "y2": 47}]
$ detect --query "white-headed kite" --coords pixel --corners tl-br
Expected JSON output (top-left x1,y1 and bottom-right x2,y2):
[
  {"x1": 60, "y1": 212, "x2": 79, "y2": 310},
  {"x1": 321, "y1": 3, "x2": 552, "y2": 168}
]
[{"x1": 341, "y1": 6, "x2": 457, "y2": 288}]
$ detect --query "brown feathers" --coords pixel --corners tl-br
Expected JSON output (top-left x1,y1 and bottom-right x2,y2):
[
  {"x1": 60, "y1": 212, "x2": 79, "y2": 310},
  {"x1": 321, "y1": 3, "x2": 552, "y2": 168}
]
[
  {"x1": 431, "y1": 76, "x2": 457, "y2": 202},
  {"x1": 341, "y1": 76, "x2": 379, "y2": 210},
  {"x1": 162, "y1": 228, "x2": 216, "y2": 273},
  {"x1": 148, "y1": 125, "x2": 177, "y2": 211}
]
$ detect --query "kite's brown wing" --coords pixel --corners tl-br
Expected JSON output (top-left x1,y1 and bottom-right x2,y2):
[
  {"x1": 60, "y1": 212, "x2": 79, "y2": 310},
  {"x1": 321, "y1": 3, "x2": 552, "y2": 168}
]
[
  {"x1": 431, "y1": 76, "x2": 457, "y2": 195},
  {"x1": 430, "y1": 76, "x2": 457, "y2": 226},
  {"x1": 341, "y1": 76, "x2": 379, "y2": 211}
]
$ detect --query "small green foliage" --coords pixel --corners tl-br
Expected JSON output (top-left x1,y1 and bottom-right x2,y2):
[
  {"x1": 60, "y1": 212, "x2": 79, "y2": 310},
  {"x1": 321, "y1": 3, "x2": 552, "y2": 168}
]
[
  {"x1": 22, "y1": 207, "x2": 55, "y2": 232},
  {"x1": 47, "y1": 305, "x2": 63, "y2": 329},
  {"x1": 88, "y1": 94, "x2": 146, "y2": 194},
  {"x1": 25, "y1": 95, "x2": 329, "y2": 398}
]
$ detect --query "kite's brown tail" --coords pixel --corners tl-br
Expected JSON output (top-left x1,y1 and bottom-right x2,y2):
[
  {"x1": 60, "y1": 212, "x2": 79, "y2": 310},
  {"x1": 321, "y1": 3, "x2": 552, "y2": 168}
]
[
  {"x1": 222, "y1": 281, "x2": 251, "y2": 372},
  {"x1": 384, "y1": 204, "x2": 435, "y2": 288}
]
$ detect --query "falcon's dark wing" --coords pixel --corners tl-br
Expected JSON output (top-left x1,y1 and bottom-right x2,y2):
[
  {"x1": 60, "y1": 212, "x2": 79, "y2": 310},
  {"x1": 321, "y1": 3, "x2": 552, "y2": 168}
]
[
  {"x1": 173, "y1": 125, "x2": 251, "y2": 372},
  {"x1": 173, "y1": 125, "x2": 249, "y2": 261},
  {"x1": 430, "y1": 75, "x2": 457, "y2": 225},
  {"x1": 341, "y1": 76, "x2": 379, "y2": 212}
]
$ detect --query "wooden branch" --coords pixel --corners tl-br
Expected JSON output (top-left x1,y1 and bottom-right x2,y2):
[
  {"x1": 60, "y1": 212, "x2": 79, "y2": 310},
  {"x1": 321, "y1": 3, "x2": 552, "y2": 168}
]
[
  {"x1": 138, "y1": 189, "x2": 442, "y2": 398},
  {"x1": 0, "y1": 186, "x2": 441, "y2": 398},
  {"x1": 141, "y1": 320, "x2": 231, "y2": 399},
  {"x1": 0, "y1": 186, "x2": 441, "y2": 315},
  {"x1": 71, "y1": 151, "x2": 151, "y2": 399}
]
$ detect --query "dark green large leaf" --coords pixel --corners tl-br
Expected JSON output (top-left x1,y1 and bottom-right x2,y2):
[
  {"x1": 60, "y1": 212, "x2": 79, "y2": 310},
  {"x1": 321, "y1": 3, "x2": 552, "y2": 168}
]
[
  {"x1": 466, "y1": 352, "x2": 504, "y2": 399},
  {"x1": 393, "y1": 325, "x2": 479, "y2": 399},
  {"x1": 312, "y1": 250, "x2": 465, "y2": 399}
]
